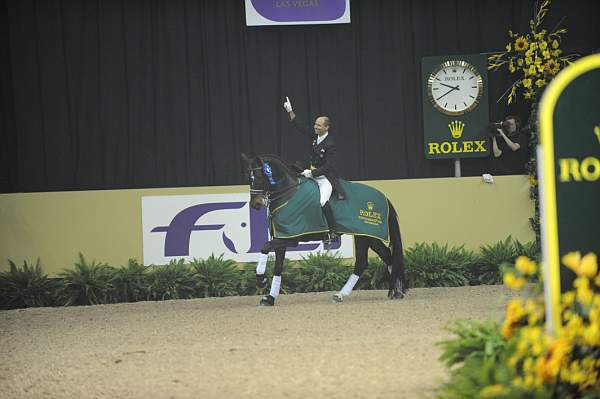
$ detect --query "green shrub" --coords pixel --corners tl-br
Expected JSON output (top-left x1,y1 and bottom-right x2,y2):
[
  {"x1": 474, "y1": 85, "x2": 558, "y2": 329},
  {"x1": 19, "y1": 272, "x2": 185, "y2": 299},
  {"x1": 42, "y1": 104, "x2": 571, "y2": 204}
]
[
  {"x1": 472, "y1": 237, "x2": 517, "y2": 285},
  {"x1": 0, "y1": 259, "x2": 58, "y2": 309},
  {"x1": 437, "y1": 320, "x2": 506, "y2": 367},
  {"x1": 191, "y1": 254, "x2": 240, "y2": 298},
  {"x1": 111, "y1": 259, "x2": 148, "y2": 302},
  {"x1": 437, "y1": 354, "x2": 513, "y2": 399},
  {"x1": 436, "y1": 320, "x2": 512, "y2": 399},
  {"x1": 355, "y1": 257, "x2": 390, "y2": 290},
  {"x1": 296, "y1": 252, "x2": 349, "y2": 292},
  {"x1": 275, "y1": 259, "x2": 306, "y2": 294},
  {"x1": 238, "y1": 262, "x2": 262, "y2": 296},
  {"x1": 405, "y1": 243, "x2": 475, "y2": 288},
  {"x1": 513, "y1": 239, "x2": 540, "y2": 262},
  {"x1": 1, "y1": 234, "x2": 538, "y2": 307},
  {"x1": 146, "y1": 259, "x2": 196, "y2": 301},
  {"x1": 58, "y1": 254, "x2": 115, "y2": 306}
]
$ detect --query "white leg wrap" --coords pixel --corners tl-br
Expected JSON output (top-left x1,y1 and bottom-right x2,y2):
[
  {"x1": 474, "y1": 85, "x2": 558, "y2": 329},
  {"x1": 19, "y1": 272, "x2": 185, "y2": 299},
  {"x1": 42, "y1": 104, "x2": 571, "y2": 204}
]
[
  {"x1": 256, "y1": 253, "x2": 268, "y2": 275},
  {"x1": 340, "y1": 274, "x2": 360, "y2": 297},
  {"x1": 270, "y1": 275, "x2": 282, "y2": 298}
]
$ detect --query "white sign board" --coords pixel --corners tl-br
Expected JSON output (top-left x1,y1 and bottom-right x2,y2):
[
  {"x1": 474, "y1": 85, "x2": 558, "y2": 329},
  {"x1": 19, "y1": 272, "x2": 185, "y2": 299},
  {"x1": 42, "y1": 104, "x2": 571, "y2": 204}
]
[
  {"x1": 245, "y1": 0, "x2": 350, "y2": 26},
  {"x1": 142, "y1": 193, "x2": 353, "y2": 265}
]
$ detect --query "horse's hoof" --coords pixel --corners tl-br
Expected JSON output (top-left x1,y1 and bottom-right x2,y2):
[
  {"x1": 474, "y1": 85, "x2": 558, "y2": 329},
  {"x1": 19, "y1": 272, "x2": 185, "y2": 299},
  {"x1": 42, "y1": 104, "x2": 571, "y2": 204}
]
[
  {"x1": 388, "y1": 289, "x2": 405, "y2": 300},
  {"x1": 259, "y1": 295, "x2": 275, "y2": 306},
  {"x1": 256, "y1": 274, "x2": 268, "y2": 288},
  {"x1": 332, "y1": 293, "x2": 344, "y2": 303}
]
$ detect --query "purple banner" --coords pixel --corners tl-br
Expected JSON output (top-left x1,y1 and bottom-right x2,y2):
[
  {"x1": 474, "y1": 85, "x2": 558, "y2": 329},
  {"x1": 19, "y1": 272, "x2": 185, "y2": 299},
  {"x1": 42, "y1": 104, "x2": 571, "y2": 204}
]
[{"x1": 246, "y1": 0, "x2": 350, "y2": 26}]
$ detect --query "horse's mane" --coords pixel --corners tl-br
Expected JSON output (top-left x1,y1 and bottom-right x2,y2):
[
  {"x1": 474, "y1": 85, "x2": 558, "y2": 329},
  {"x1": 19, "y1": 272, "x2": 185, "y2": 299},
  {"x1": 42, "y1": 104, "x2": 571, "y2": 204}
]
[{"x1": 258, "y1": 154, "x2": 302, "y2": 174}]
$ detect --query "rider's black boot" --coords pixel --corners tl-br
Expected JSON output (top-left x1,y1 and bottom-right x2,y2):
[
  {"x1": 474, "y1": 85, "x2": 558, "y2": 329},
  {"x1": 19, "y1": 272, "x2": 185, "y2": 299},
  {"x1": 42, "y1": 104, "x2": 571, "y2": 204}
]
[{"x1": 322, "y1": 202, "x2": 339, "y2": 249}]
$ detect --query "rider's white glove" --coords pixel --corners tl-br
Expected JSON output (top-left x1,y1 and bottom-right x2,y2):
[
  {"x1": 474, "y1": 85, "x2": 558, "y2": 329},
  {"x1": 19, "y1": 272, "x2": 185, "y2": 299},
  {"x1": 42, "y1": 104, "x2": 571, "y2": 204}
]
[
  {"x1": 301, "y1": 169, "x2": 312, "y2": 178},
  {"x1": 283, "y1": 96, "x2": 293, "y2": 113}
]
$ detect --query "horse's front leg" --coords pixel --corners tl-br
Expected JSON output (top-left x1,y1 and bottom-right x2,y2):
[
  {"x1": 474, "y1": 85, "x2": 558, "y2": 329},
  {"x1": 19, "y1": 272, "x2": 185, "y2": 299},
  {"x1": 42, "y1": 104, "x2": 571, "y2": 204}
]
[
  {"x1": 259, "y1": 246, "x2": 286, "y2": 306},
  {"x1": 256, "y1": 239, "x2": 280, "y2": 288},
  {"x1": 255, "y1": 250, "x2": 269, "y2": 288}
]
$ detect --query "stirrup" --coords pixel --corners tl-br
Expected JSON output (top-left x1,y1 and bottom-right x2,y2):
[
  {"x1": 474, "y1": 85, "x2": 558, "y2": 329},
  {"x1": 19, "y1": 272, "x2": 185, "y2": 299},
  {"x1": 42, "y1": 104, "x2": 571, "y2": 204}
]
[{"x1": 323, "y1": 231, "x2": 338, "y2": 250}]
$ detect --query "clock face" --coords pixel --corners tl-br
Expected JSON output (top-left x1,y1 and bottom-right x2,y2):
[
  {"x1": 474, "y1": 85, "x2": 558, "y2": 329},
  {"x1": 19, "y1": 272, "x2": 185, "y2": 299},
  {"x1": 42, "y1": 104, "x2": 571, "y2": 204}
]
[{"x1": 427, "y1": 60, "x2": 483, "y2": 116}]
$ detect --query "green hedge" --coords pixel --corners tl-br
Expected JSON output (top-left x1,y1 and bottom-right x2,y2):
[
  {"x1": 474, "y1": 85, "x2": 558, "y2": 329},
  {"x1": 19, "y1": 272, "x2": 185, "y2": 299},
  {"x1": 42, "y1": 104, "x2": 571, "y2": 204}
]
[{"x1": 0, "y1": 236, "x2": 539, "y2": 310}]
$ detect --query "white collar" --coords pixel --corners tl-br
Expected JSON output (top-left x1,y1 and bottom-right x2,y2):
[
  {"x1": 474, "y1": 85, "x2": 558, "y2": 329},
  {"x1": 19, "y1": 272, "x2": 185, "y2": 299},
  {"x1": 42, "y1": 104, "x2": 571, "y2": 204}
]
[{"x1": 316, "y1": 132, "x2": 328, "y2": 145}]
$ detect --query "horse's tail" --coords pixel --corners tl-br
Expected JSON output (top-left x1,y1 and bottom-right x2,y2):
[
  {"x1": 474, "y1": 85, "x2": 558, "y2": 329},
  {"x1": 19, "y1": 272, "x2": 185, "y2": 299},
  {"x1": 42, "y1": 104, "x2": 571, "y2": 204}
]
[{"x1": 388, "y1": 200, "x2": 407, "y2": 298}]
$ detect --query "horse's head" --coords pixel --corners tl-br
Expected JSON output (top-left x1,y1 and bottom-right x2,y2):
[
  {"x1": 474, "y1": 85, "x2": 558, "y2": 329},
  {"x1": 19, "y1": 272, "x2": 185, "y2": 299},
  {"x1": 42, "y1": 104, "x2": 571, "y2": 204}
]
[
  {"x1": 241, "y1": 153, "x2": 297, "y2": 210},
  {"x1": 242, "y1": 153, "x2": 268, "y2": 210}
]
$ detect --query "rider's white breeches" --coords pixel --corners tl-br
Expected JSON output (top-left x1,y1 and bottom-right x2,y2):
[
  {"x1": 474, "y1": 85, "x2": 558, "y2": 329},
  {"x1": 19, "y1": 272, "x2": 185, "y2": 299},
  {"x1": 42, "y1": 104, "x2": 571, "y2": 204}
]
[{"x1": 313, "y1": 176, "x2": 332, "y2": 207}]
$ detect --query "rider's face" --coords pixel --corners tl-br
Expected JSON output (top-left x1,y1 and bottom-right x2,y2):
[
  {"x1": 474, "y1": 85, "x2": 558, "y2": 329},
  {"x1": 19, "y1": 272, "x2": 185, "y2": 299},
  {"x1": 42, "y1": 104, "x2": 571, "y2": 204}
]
[{"x1": 313, "y1": 117, "x2": 328, "y2": 136}]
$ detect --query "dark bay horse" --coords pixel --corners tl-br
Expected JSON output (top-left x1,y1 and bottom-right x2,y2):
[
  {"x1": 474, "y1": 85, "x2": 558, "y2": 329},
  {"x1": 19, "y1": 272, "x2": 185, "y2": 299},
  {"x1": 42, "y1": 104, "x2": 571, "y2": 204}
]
[{"x1": 242, "y1": 154, "x2": 407, "y2": 306}]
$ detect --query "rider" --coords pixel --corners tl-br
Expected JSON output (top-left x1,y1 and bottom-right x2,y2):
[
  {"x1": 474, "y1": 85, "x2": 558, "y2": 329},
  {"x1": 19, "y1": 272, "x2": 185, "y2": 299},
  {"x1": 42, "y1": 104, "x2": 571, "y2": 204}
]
[{"x1": 283, "y1": 96, "x2": 345, "y2": 244}]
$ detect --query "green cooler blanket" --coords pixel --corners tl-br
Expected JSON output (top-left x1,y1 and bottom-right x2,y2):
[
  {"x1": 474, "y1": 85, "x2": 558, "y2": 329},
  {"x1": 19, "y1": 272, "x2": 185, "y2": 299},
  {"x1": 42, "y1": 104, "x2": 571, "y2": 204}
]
[{"x1": 270, "y1": 179, "x2": 390, "y2": 244}]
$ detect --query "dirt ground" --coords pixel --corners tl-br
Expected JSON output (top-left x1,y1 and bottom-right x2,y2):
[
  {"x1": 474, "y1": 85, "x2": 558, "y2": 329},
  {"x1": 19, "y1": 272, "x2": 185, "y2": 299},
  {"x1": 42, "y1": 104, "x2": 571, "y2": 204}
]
[{"x1": 0, "y1": 285, "x2": 517, "y2": 399}]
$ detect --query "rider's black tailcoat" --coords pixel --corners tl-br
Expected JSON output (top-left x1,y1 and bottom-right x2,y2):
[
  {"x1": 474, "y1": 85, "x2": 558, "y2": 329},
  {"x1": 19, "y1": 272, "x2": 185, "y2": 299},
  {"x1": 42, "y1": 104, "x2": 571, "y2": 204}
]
[{"x1": 290, "y1": 118, "x2": 346, "y2": 200}]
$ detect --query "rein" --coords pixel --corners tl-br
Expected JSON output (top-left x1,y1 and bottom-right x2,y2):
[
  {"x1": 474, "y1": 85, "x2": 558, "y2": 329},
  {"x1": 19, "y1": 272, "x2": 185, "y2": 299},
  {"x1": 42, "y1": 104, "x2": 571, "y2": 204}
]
[
  {"x1": 248, "y1": 165, "x2": 301, "y2": 207},
  {"x1": 266, "y1": 179, "x2": 302, "y2": 204}
]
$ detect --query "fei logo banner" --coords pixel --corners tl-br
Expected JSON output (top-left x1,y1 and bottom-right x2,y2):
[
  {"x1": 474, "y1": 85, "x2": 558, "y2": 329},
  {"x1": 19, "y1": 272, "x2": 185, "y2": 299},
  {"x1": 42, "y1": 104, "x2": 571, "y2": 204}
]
[
  {"x1": 142, "y1": 193, "x2": 353, "y2": 265},
  {"x1": 245, "y1": 0, "x2": 350, "y2": 26}
]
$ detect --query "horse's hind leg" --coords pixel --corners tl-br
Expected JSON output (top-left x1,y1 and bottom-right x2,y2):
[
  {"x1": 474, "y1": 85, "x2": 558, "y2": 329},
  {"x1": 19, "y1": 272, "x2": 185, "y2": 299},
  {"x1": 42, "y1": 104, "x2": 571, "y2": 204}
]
[
  {"x1": 333, "y1": 237, "x2": 369, "y2": 302},
  {"x1": 369, "y1": 239, "x2": 392, "y2": 274},
  {"x1": 369, "y1": 238, "x2": 405, "y2": 300}
]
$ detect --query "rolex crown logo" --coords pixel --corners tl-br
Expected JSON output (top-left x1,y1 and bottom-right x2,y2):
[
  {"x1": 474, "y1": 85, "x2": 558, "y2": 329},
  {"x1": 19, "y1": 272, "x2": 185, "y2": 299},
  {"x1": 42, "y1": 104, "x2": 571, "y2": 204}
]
[
  {"x1": 448, "y1": 120, "x2": 465, "y2": 139},
  {"x1": 367, "y1": 201, "x2": 374, "y2": 211}
]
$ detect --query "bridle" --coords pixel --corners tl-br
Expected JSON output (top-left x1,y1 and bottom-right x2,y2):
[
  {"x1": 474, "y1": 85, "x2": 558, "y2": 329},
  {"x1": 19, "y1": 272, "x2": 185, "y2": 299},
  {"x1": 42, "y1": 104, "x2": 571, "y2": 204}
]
[
  {"x1": 249, "y1": 166, "x2": 268, "y2": 196},
  {"x1": 248, "y1": 164, "x2": 300, "y2": 207}
]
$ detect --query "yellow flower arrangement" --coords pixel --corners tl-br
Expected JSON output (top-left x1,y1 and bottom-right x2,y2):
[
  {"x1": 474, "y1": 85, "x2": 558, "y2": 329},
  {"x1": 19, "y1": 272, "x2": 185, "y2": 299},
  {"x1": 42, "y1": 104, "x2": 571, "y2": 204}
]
[
  {"x1": 488, "y1": 0, "x2": 578, "y2": 104},
  {"x1": 503, "y1": 272, "x2": 527, "y2": 291},
  {"x1": 500, "y1": 251, "x2": 600, "y2": 395},
  {"x1": 516, "y1": 256, "x2": 537, "y2": 275},
  {"x1": 502, "y1": 298, "x2": 527, "y2": 339},
  {"x1": 438, "y1": 250, "x2": 599, "y2": 398}
]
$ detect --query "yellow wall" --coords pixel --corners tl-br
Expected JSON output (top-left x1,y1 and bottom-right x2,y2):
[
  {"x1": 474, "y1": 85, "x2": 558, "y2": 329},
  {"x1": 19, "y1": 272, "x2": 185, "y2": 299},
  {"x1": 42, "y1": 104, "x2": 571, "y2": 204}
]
[{"x1": 0, "y1": 176, "x2": 533, "y2": 275}]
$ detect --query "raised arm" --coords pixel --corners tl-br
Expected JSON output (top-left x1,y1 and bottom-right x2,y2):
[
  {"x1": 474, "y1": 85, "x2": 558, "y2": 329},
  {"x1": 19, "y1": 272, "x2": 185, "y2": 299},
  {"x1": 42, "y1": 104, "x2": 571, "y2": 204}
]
[{"x1": 283, "y1": 96, "x2": 314, "y2": 139}]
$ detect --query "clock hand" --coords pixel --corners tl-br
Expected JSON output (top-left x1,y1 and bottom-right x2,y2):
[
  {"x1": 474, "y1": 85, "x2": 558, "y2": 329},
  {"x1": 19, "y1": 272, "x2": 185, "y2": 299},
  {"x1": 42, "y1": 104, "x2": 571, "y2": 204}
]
[
  {"x1": 436, "y1": 86, "x2": 459, "y2": 101},
  {"x1": 439, "y1": 82, "x2": 460, "y2": 90}
]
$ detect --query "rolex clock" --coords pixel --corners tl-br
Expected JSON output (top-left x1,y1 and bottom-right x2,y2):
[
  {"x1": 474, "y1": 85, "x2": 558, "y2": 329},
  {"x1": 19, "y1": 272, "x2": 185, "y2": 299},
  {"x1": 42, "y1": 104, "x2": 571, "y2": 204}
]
[
  {"x1": 421, "y1": 55, "x2": 490, "y2": 159},
  {"x1": 427, "y1": 60, "x2": 483, "y2": 116}
]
